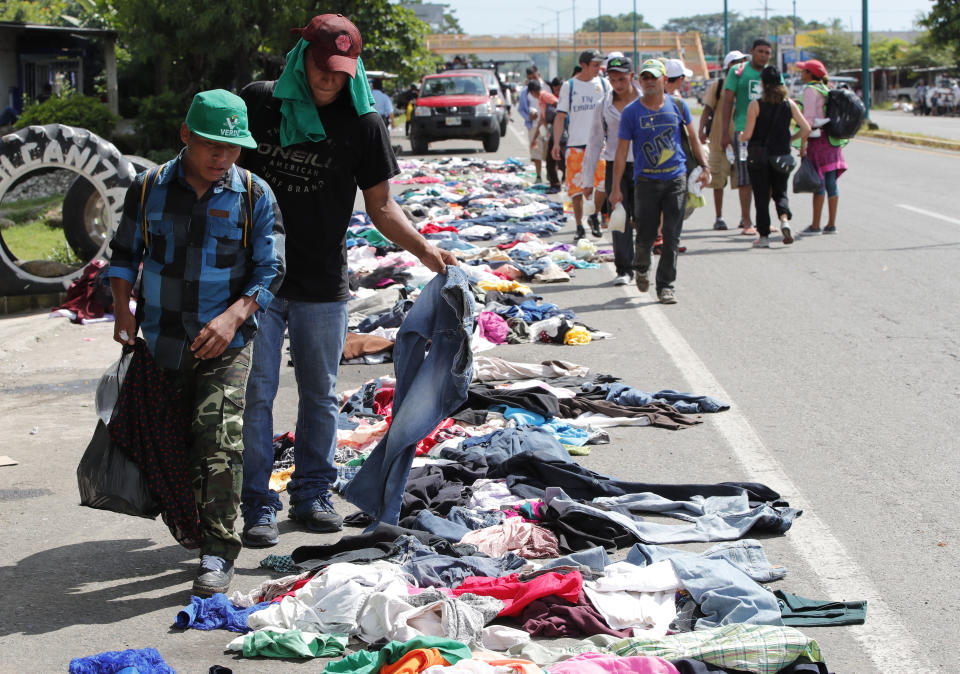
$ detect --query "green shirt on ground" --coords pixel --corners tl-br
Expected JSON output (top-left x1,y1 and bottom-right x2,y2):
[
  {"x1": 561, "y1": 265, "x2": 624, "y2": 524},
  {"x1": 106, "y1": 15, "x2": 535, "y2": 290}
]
[{"x1": 724, "y1": 61, "x2": 763, "y2": 132}]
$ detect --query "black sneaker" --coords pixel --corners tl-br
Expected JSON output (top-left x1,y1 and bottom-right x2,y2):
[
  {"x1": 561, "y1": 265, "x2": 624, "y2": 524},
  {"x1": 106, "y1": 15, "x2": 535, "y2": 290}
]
[
  {"x1": 192, "y1": 555, "x2": 234, "y2": 597},
  {"x1": 289, "y1": 492, "x2": 343, "y2": 532},
  {"x1": 241, "y1": 503, "x2": 280, "y2": 548},
  {"x1": 635, "y1": 272, "x2": 650, "y2": 293},
  {"x1": 588, "y1": 214, "x2": 602, "y2": 238},
  {"x1": 574, "y1": 226, "x2": 586, "y2": 241}
]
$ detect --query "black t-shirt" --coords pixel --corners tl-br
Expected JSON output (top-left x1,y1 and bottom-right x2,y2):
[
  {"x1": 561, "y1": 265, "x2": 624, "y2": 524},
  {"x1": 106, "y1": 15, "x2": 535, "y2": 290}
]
[{"x1": 239, "y1": 80, "x2": 399, "y2": 302}]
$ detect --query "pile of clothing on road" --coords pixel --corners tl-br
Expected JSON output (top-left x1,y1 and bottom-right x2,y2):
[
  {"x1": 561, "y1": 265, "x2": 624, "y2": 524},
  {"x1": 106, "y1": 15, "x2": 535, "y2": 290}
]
[
  {"x1": 343, "y1": 158, "x2": 614, "y2": 364},
  {"x1": 176, "y1": 352, "x2": 859, "y2": 673}
]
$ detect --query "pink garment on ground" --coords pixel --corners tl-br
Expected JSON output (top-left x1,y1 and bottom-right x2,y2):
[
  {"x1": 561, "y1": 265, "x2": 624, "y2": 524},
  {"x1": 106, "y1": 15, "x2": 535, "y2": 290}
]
[
  {"x1": 460, "y1": 518, "x2": 558, "y2": 558},
  {"x1": 452, "y1": 571, "x2": 582, "y2": 618},
  {"x1": 477, "y1": 312, "x2": 509, "y2": 345},
  {"x1": 547, "y1": 652, "x2": 680, "y2": 674}
]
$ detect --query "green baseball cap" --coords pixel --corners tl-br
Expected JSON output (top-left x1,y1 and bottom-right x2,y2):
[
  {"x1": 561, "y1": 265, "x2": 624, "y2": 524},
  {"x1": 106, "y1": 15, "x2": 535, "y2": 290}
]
[
  {"x1": 639, "y1": 59, "x2": 666, "y2": 78},
  {"x1": 185, "y1": 89, "x2": 256, "y2": 149}
]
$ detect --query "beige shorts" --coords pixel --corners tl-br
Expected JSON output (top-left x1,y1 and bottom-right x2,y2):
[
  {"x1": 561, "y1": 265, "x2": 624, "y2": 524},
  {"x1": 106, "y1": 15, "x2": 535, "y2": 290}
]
[
  {"x1": 528, "y1": 125, "x2": 547, "y2": 161},
  {"x1": 708, "y1": 146, "x2": 738, "y2": 190}
]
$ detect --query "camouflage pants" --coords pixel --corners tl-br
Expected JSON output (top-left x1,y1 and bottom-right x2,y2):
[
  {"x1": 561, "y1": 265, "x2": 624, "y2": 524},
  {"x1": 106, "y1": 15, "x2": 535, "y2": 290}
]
[{"x1": 168, "y1": 342, "x2": 252, "y2": 561}]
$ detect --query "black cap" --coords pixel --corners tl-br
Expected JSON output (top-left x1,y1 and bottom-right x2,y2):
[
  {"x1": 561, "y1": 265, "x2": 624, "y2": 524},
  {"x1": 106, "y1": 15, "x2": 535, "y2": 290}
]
[
  {"x1": 606, "y1": 56, "x2": 633, "y2": 73},
  {"x1": 578, "y1": 48, "x2": 604, "y2": 65}
]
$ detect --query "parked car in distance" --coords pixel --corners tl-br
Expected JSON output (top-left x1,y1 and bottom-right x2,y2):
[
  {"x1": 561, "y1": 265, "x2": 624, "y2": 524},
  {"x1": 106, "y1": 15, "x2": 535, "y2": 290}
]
[
  {"x1": 410, "y1": 72, "x2": 501, "y2": 154},
  {"x1": 455, "y1": 68, "x2": 508, "y2": 137}
]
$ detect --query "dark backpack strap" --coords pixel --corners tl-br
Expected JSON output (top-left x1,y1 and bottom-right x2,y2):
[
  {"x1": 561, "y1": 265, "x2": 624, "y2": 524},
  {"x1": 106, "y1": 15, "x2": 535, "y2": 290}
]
[
  {"x1": 139, "y1": 166, "x2": 162, "y2": 248},
  {"x1": 232, "y1": 166, "x2": 258, "y2": 249}
]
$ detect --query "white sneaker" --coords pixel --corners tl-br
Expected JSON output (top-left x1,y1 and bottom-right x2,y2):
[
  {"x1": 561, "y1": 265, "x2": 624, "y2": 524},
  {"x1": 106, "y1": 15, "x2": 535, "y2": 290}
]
[
  {"x1": 752, "y1": 236, "x2": 770, "y2": 248},
  {"x1": 613, "y1": 274, "x2": 630, "y2": 286}
]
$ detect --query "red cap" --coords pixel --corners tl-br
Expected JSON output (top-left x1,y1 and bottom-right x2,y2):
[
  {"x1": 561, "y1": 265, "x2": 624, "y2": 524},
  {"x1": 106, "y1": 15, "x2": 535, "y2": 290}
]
[
  {"x1": 796, "y1": 59, "x2": 826, "y2": 79},
  {"x1": 291, "y1": 14, "x2": 362, "y2": 77}
]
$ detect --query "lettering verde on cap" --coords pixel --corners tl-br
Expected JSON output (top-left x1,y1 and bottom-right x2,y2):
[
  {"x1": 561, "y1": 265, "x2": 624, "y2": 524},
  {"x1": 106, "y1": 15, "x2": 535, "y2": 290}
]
[
  {"x1": 639, "y1": 59, "x2": 666, "y2": 78},
  {"x1": 185, "y1": 89, "x2": 257, "y2": 149}
]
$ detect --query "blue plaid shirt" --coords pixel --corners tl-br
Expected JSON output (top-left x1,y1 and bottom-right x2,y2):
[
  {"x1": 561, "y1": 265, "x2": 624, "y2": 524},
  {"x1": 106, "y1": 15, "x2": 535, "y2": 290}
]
[{"x1": 107, "y1": 153, "x2": 285, "y2": 369}]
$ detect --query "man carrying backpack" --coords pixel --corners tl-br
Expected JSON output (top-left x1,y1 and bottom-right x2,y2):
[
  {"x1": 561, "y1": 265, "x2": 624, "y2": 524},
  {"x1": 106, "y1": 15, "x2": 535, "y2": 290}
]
[
  {"x1": 720, "y1": 39, "x2": 773, "y2": 236},
  {"x1": 552, "y1": 48, "x2": 609, "y2": 240},
  {"x1": 107, "y1": 89, "x2": 286, "y2": 596},
  {"x1": 699, "y1": 50, "x2": 747, "y2": 231}
]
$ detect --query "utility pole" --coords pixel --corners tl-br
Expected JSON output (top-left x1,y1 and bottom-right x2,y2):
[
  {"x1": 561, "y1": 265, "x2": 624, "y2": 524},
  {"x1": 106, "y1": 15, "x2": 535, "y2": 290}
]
[
  {"x1": 862, "y1": 0, "x2": 871, "y2": 115},
  {"x1": 598, "y1": 0, "x2": 602, "y2": 52},
  {"x1": 724, "y1": 0, "x2": 729, "y2": 55},
  {"x1": 633, "y1": 0, "x2": 638, "y2": 66},
  {"x1": 572, "y1": 1, "x2": 577, "y2": 61}
]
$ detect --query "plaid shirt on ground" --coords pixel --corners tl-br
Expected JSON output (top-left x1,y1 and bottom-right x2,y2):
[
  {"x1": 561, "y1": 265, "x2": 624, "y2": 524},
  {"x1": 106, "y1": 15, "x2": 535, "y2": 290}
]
[
  {"x1": 610, "y1": 623, "x2": 824, "y2": 674},
  {"x1": 107, "y1": 153, "x2": 285, "y2": 369}
]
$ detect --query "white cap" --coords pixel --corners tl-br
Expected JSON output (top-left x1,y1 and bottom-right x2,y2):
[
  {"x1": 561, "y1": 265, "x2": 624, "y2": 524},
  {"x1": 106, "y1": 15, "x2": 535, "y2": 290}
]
[
  {"x1": 723, "y1": 50, "x2": 747, "y2": 70},
  {"x1": 665, "y1": 58, "x2": 693, "y2": 79},
  {"x1": 605, "y1": 51, "x2": 624, "y2": 65}
]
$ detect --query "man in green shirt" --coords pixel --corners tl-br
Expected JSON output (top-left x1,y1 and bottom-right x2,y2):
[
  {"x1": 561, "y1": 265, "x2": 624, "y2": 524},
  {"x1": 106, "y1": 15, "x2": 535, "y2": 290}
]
[{"x1": 720, "y1": 38, "x2": 772, "y2": 236}]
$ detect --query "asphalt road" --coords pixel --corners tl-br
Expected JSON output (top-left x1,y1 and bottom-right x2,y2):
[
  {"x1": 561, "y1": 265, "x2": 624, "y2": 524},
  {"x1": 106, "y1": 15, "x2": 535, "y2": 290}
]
[
  {"x1": 869, "y1": 107, "x2": 960, "y2": 140},
  {"x1": 0, "y1": 114, "x2": 957, "y2": 672}
]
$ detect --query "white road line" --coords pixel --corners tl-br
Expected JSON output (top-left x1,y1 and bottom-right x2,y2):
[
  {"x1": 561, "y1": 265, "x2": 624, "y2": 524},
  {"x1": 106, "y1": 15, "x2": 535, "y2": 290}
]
[
  {"x1": 615, "y1": 267, "x2": 929, "y2": 673},
  {"x1": 507, "y1": 118, "x2": 528, "y2": 149},
  {"x1": 898, "y1": 203, "x2": 960, "y2": 226}
]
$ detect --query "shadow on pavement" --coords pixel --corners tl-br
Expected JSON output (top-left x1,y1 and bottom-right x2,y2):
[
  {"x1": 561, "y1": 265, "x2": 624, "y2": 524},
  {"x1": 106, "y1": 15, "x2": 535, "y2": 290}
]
[{"x1": 0, "y1": 538, "x2": 196, "y2": 636}]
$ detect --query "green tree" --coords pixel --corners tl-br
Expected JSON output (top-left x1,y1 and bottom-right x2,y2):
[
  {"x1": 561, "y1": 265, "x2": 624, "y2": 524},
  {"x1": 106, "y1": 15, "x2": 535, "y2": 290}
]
[
  {"x1": 580, "y1": 12, "x2": 653, "y2": 33},
  {"x1": 807, "y1": 31, "x2": 861, "y2": 71},
  {"x1": 920, "y1": 0, "x2": 960, "y2": 63}
]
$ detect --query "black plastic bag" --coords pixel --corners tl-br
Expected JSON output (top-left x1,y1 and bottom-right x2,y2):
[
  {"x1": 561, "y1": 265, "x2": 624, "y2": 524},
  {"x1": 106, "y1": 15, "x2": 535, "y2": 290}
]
[
  {"x1": 77, "y1": 351, "x2": 160, "y2": 519},
  {"x1": 77, "y1": 420, "x2": 161, "y2": 518},
  {"x1": 793, "y1": 157, "x2": 824, "y2": 194}
]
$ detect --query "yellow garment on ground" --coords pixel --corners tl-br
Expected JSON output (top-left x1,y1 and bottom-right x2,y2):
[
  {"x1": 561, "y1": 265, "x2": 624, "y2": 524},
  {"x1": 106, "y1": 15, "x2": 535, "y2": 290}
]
[
  {"x1": 269, "y1": 466, "x2": 294, "y2": 492},
  {"x1": 477, "y1": 279, "x2": 533, "y2": 296},
  {"x1": 563, "y1": 326, "x2": 591, "y2": 345}
]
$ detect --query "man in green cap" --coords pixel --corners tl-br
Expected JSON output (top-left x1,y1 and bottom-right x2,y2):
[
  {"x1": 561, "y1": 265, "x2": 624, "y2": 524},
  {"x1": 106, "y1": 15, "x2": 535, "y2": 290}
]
[
  {"x1": 237, "y1": 14, "x2": 457, "y2": 547},
  {"x1": 107, "y1": 88, "x2": 285, "y2": 596}
]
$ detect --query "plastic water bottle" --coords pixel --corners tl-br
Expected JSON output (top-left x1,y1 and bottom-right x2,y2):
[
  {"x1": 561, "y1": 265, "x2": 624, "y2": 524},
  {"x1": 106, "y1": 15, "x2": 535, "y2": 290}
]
[
  {"x1": 725, "y1": 144, "x2": 735, "y2": 164},
  {"x1": 609, "y1": 203, "x2": 626, "y2": 232},
  {"x1": 738, "y1": 140, "x2": 748, "y2": 162}
]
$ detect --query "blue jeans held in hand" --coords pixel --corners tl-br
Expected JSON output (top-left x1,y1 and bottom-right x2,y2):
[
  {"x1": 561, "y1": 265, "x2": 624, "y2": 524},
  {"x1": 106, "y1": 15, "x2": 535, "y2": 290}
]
[
  {"x1": 632, "y1": 175, "x2": 686, "y2": 292},
  {"x1": 241, "y1": 298, "x2": 348, "y2": 514},
  {"x1": 344, "y1": 266, "x2": 474, "y2": 526}
]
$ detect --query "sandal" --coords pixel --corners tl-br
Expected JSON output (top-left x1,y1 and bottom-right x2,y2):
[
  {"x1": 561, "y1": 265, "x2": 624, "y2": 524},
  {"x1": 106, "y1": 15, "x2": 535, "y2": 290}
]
[{"x1": 741, "y1": 226, "x2": 757, "y2": 235}]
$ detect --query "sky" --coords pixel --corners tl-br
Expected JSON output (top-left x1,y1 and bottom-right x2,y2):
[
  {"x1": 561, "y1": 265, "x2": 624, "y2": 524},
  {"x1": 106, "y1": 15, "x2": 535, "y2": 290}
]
[{"x1": 447, "y1": 0, "x2": 930, "y2": 35}]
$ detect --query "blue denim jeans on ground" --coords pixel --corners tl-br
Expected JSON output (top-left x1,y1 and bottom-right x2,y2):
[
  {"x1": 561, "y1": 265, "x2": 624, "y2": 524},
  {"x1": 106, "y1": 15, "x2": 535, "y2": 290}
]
[
  {"x1": 442, "y1": 425, "x2": 572, "y2": 472},
  {"x1": 632, "y1": 175, "x2": 686, "y2": 292},
  {"x1": 241, "y1": 298, "x2": 347, "y2": 517},
  {"x1": 343, "y1": 267, "x2": 474, "y2": 526},
  {"x1": 599, "y1": 383, "x2": 729, "y2": 415},
  {"x1": 625, "y1": 539, "x2": 787, "y2": 584},
  {"x1": 546, "y1": 487, "x2": 800, "y2": 546}
]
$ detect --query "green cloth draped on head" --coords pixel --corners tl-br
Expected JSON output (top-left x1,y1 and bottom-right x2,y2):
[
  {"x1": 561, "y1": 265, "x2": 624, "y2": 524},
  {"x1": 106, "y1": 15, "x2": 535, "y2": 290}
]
[{"x1": 272, "y1": 37, "x2": 375, "y2": 147}]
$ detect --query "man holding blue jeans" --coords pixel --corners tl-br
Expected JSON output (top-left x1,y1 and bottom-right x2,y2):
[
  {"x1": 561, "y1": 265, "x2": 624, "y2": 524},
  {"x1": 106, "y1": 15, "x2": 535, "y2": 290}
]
[
  {"x1": 238, "y1": 14, "x2": 456, "y2": 546},
  {"x1": 610, "y1": 60, "x2": 709, "y2": 305}
]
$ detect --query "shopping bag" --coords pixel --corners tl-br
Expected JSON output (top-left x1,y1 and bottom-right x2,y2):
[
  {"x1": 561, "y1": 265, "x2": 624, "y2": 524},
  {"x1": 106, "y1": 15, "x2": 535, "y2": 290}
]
[
  {"x1": 77, "y1": 420, "x2": 161, "y2": 518},
  {"x1": 77, "y1": 351, "x2": 160, "y2": 519},
  {"x1": 792, "y1": 157, "x2": 823, "y2": 193}
]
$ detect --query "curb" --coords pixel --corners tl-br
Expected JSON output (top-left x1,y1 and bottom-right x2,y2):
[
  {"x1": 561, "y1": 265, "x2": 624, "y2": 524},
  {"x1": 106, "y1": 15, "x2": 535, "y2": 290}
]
[{"x1": 860, "y1": 129, "x2": 960, "y2": 152}]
